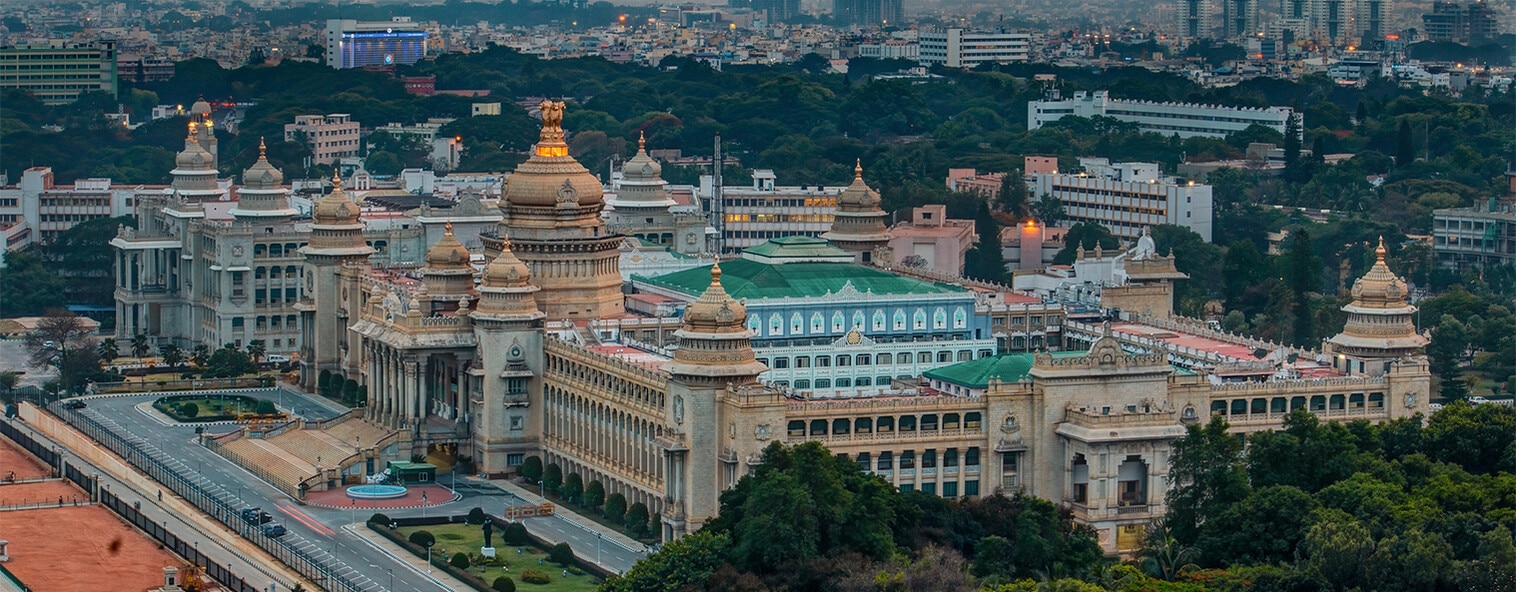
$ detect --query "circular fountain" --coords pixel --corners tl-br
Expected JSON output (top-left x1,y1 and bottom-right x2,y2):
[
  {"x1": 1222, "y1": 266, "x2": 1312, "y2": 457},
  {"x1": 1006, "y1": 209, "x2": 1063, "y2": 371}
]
[{"x1": 345, "y1": 484, "x2": 409, "y2": 500}]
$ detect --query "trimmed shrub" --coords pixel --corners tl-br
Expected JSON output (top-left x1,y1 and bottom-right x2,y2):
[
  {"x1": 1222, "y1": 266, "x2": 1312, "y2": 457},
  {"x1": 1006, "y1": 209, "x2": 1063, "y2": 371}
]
[
  {"x1": 467, "y1": 507, "x2": 487, "y2": 524},
  {"x1": 585, "y1": 480, "x2": 605, "y2": 510},
  {"x1": 626, "y1": 502, "x2": 650, "y2": 537},
  {"x1": 519, "y1": 456, "x2": 543, "y2": 482},
  {"x1": 254, "y1": 399, "x2": 277, "y2": 415},
  {"x1": 563, "y1": 473, "x2": 583, "y2": 504},
  {"x1": 408, "y1": 530, "x2": 436, "y2": 548},
  {"x1": 502, "y1": 522, "x2": 529, "y2": 545},
  {"x1": 450, "y1": 552, "x2": 470, "y2": 570},
  {"x1": 548, "y1": 542, "x2": 574, "y2": 565},
  {"x1": 520, "y1": 569, "x2": 550, "y2": 585},
  {"x1": 178, "y1": 402, "x2": 198, "y2": 418},
  {"x1": 604, "y1": 493, "x2": 627, "y2": 522},
  {"x1": 542, "y1": 463, "x2": 562, "y2": 494},
  {"x1": 368, "y1": 513, "x2": 391, "y2": 526},
  {"x1": 492, "y1": 576, "x2": 516, "y2": 592}
]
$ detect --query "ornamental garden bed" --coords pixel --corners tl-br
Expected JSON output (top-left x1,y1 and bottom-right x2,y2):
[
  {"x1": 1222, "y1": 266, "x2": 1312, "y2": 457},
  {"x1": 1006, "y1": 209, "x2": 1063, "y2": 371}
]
[
  {"x1": 370, "y1": 513, "x2": 603, "y2": 592},
  {"x1": 151, "y1": 393, "x2": 268, "y2": 422}
]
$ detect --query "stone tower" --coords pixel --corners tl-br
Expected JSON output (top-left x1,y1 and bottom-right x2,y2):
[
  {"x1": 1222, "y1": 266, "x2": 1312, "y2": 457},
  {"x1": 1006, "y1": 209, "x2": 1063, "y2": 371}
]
[
  {"x1": 170, "y1": 122, "x2": 223, "y2": 201},
  {"x1": 230, "y1": 138, "x2": 297, "y2": 221},
  {"x1": 299, "y1": 172, "x2": 374, "y2": 389},
  {"x1": 821, "y1": 160, "x2": 892, "y2": 264},
  {"x1": 470, "y1": 233, "x2": 546, "y2": 474},
  {"x1": 420, "y1": 222, "x2": 476, "y2": 313},
  {"x1": 1326, "y1": 237, "x2": 1428, "y2": 377},
  {"x1": 662, "y1": 260, "x2": 770, "y2": 537},
  {"x1": 483, "y1": 100, "x2": 624, "y2": 320}
]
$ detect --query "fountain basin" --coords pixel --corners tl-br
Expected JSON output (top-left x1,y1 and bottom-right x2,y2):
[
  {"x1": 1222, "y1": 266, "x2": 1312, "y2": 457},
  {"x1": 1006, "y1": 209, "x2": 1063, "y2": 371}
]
[{"x1": 346, "y1": 484, "x2": 408, "y2": 500}]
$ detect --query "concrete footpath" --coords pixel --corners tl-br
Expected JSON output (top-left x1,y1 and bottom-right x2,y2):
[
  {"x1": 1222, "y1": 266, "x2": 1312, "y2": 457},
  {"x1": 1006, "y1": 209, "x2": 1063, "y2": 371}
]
[
  {"x1": 346, "y1": 522, "x2": 472, "y2": 591},
  {"x1": 487, "y1": 478, "x2": 648, "y2": 553},
  {"x1": 13, "y1": 403, "x2": 317, "y2": 591}
]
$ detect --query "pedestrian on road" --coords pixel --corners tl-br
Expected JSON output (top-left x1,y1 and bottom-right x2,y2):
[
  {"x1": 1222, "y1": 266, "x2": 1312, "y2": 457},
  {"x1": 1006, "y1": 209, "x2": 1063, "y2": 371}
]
[{"x1": 158, "y1": 490, "x2": 162, "y2": 501}]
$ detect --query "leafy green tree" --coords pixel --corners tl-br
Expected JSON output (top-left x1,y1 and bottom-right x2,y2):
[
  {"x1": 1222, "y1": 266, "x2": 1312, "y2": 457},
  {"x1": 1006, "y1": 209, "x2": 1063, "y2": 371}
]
[
  {"x1": 625, "y1": 502, "x2": 650, "y2": 537},
  {"x1": 1423, "y1": 401, "x2": 1516, "y2": 475},
  {"x1": 491, "y1": 576, "x2": 516, "y2": 592},
  {"x1": 548, "y1": 542, "x2": 573, "y2": 565},
  {"x1": 254, "y1": 399, "x2": 277, "y2": 415},
  {"x1": 964, "y1": 202, "x2": 1006, "y2": 284},
  {"x1": 0, "y1": 251, "x2": 65, "y2": 317},
  {"x1": 1284, "y1": 229, "x2": 1321, "y2": 346},
  {"x1": 96, "y1": 338, "x2": 119, "y2": 365},
  {"x1": 1365, "y1": 528, "x2": 1454, "y2": 592},
  {"x1": 191, "y1": 344, "x2": 210, "y2": 367},
  {"x1": 1032, "y1": 194, "x2": 1065, "y2": 227},
  {"x1": 245, "y1": 339, "x2": 266, "y2": 364},
  {"x1": 1222, "y1": 240, "x2": 1269, "y2": 307},
  {"x1": 502, "y1": 522, "x2": 529, "y2": 545},
  {"x1": 1052, "y1": 222, "x2": 1120, "y2": 264},
  {"x1": 996, "y1": 168, "x2": 1027, "y2": 217},
  {"x1": 1282, "y1": 112, "x2": 1302, "y2": 181},
  {"x1": 364, "y1": 151, "x2": 402, "y2": 176},
  {"x1": 1301, "y1": 508, "x2": 1374, "y2": 590},
  {"x1": 160, "y1": 344, "x2": 184, "y2": 369},
  {"x1": 179, "y1": 402, "x2": 199, "y2": 418},
  {"x1": 408, "y1": 530, "x2": 436, "y2": 548},
  {"x1": 519, "y1": 455, "x2": 543, "y2": 483},
  {"x1": 584, "y1": 480, "x2": 605, "y2": 510},
  {"x1": 203, "y1": 345, "x2": 255, "y2": 378},
  {"x1": 1246, "y1": 410, "x2": 1359, "y2": 492},
  {"x1": 130, "y1": 334, "x2": 150, "y2": 359},
  {"x1": 1137, "y1": 520, "x2": 1199, "y2": 581},
  {"x1": 450, "y1": 552, "x2": 470, "y2": 569},
  {"x1": 1167, "y1": 417, "x2": 1250, "y2": 546},
  {"x1": 599, "y1": 531, "x2": 730, "y2": 592},
  {"x1": 1429, "y1": 315, "x2": 1469, "y2": 401},
  {"x1": 563, "y1": 472, "x2": 583, "y2": 505},
  {"x1": 1396, "y1": 118, "x2": 1415, "y2": 167},
  {"x1": 604, "y1": 492, "x2": 627, "y2": 523},
  {"x1": 542, "y1": 462, "x2": 562, "y2": 494},
  {"x1": 1200, "y1": 485, "x2": 1318, "y2": 566}
]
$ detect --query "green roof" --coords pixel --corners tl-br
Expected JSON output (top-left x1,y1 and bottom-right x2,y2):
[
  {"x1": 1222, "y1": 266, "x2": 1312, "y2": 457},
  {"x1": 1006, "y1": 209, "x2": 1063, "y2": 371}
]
[
  {"x1": 923, "y1": 353, "x2": 1062, "y2": 388},
  {"x1": 742, "y1": 236, "x2": 854, "y2": 259},
  {"x1": 635, "y1": 256, "x2": 967, "y2": 300}
]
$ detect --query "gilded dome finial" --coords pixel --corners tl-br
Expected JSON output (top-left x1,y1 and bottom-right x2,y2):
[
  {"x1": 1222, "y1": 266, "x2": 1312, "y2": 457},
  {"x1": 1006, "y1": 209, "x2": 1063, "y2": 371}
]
[
  {"x1": 187, "y1": 121, "x2": 198, "y2": 141},
  {"x1": 1376, "y1": 236, "x2": 1386, "y2": 262},
  {"x1": 444, "y1": 220, "x2": 454, "y2": 235},
  {"x1": 638, "y1": 130, "x2": 646, "y2": 151},
  {"x1": 332, "y1": 169, "x2": 342, "y2": 192},
  {"x1": 710, "y1": 256, "x2": 723, "y2": 285},
  {"x1": 258, "y1": 136, "x2": 267, "y2": 158},
  {"x1": 854, "y1": 158, "x2": 863, "y2": 179}
]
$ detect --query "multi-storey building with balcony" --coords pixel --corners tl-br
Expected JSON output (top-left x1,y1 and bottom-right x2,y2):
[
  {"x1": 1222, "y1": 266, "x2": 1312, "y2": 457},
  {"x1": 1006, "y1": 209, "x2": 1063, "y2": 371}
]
[
  {"x1": 1029, "y1": 90, "x2": 1295, "y2": 140},
  {"x1": 1431, "y1": 171, "x2": 1516, "y2": 271},
  {"x1": 1033, "y1": 158, "x2": 1214, "y2": 242},
  {"x1": 0, "y1": 41, "x2": 117, "y2": 104},
  {"x1": 284, "y1": 114, "x2": 361, "y2": 165}
]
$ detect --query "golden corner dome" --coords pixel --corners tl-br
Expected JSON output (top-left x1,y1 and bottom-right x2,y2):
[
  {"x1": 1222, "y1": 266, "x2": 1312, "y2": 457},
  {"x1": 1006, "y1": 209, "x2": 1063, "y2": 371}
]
[
  {"x1": 504, "y1": 100, "x2": 604, "y2": 208},
  {"x1": 681, "y1": 260, "x2": 748, "y2": 333},
  {"x1": 425, "y1": 222, "x2": 472, "y2": 270},
  {"x1": 242, "y1": 138, "x2": 284, "y2": 189},
  {"x1": 313, "y1": 172, "x2": 361, "y2": 225},
  {"x1": 622, "y1": 132, "x2": 662, "y2": 180},
  {"x1": 1349, "y1": 237, "x2": 1411, "y2": 309},
  {"x1": 836, "y1": 160, "x2": 881, "y2": 211},
  {"x1": 482, "y1": 235, "x2": 533, "y2": 287},
  {"x1": 176, "y1": 123, "x2": 215, "y2": 169}
]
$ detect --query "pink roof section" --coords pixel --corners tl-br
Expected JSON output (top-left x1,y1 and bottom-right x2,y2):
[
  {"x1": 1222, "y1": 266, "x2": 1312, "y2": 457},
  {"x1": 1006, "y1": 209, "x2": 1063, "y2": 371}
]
[{"x1": 1111, "y1": 321, "x2": 1343, "y2": 377}]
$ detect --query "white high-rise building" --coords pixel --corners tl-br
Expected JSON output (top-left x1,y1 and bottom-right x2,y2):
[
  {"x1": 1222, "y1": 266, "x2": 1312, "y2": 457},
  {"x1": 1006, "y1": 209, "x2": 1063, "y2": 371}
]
[
  {"x1": 1028, "y1": 91, "x2": 1295, "y2": 140},
  {"x1": 918, "y1": 29, "x2": 1030, "y2": 68},
  {"x1": 1032, "y1": 158, "x2": 1214, "y2": 242},
  {"x1": 1176, "y1": 0, "x2": 1217, "y2": 41}
]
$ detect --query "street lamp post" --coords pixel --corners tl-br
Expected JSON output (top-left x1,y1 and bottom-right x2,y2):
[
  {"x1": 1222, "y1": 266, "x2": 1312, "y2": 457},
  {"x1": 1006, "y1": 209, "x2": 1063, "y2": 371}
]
[
  {"x1": 426, "y1": 543, "x2": 433, "y2": 573},
  {"x1": 597, "y1": 533, "x2": 602, "y2": 565}
]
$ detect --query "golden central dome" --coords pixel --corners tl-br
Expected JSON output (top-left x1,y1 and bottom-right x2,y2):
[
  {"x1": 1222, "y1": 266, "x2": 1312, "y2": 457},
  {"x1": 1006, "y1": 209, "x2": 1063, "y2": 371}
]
[
  {"x1": 503, "y1": 100, "x2": 604, "y2": 208},
  {"x1": 1349, "y1": 237, "x2": 1410, "y2": 309},
  {"x1": 313, "y1": 171, "x2": 361, "y2": 225},
  {"x1": 682, "y1": 260, "x2": 748, "y2": 334},
  {"x1": 425, "y1": 221, "x2": 471, "y2": 270}
]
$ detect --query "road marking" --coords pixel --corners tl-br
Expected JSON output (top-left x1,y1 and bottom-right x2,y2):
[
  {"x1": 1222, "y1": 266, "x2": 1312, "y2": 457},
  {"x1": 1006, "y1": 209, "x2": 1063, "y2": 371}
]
[{"x1": 278, "y1": 504, "x2": 336, "y2": 536}]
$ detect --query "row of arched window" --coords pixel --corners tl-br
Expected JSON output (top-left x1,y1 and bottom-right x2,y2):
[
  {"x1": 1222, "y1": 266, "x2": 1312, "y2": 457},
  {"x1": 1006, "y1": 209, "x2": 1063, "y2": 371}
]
[
  {"x1": 747, "y1": 306, "x2": 970, "y2": 337},
  {"x1": 786, "y1": 412, "x2": 984, "y2": 437}
]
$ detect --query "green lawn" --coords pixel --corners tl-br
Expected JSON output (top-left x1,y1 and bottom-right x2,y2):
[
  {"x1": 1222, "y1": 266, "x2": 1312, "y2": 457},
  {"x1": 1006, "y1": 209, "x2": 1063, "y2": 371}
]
[
  {"x1": 152, "y1": 395, "x2": 261, "y2": 420},
  {"x1": 393, "y1": 523, "x2": 601, "y2": 592}
]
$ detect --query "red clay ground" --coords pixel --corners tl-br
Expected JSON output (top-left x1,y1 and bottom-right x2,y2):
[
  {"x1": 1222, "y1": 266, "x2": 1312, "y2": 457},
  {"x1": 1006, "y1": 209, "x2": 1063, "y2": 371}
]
[
  {"x1": 0, "y1": 480, "x2": 87, "y2": 509},
  {"x1": 303, "y1": 483, "x2": 457, "y2": 509},
  {"x1": 0, "y1": 439, "x2": 178, "y2": 592},
  {"x1": 0, "y1": 442, "x2": 54, "y2": 480}
]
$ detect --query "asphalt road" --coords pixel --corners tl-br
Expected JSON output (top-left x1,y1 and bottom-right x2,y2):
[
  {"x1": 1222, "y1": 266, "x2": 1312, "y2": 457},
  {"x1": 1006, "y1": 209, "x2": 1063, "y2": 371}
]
[
  {"x1": 75, "y1": 389, "x2": 640, "y2": 591},
  {"x1": 0, "y1": 338, "x2": 52, "y2": 389}
]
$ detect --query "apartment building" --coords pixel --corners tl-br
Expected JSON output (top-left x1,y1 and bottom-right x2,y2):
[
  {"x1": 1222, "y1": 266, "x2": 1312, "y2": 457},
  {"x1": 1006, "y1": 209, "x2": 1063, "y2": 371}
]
[
  {"x1": 284, "y1": 114, "x2": 361, "y2": 165},
  {"x1": 1029, "y1": 90, "x2": 1295, "y2": 140},
  {"x1": 1032, "y1": 158, "x2": 1214, "y2": 242},
  {"x1": 918, "y1": 29, "x2": 1030, "y2": 68},
  {"x1": 0, "y1": 41, "x2": 117, "y2": 105}
]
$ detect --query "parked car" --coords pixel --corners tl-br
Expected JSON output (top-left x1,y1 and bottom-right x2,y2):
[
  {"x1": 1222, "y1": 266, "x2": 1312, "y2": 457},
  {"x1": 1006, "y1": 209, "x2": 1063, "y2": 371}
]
[
  {"x1": 1427, "y1": 402, "x2": 1443, "y2": 413},
  {"x1": 241, "y1": 508, "x2": 272, "y2": 524},
  {"x1": 1469, "y1": 396, "x2": 1491, "y2": 405},
  {"x1": 262, "y1": 524, "x2": 287, "y2": 538},
  {"x1": 265, "y1": 354, "x2": 290, "y2": 364},
  {"x1": 63, "y1": 400, "x2": 87, "y2": 410}
]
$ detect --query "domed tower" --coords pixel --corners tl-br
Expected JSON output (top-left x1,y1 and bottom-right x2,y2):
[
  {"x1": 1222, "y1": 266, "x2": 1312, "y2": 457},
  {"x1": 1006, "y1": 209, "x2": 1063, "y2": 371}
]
[
  {"x1": 821, "y1": 160, "x2": 892, "y2": 264},
  {"x1": 482, "y1": 100, "x2": 623, "y2": 320},
  {"x1": 662, "y1": 260, "x2": 771, "y2": 538},
  {"x1": 170, "y1": 122, "x2": 223, "y2": 201},
  {"x1": 230, "y1": 138, "x2": 297, "y2": 221},
  {"x1": 471, "y1": 234, "x2": 546, "y2": 474},
  {"x1": 188, "y1": 96, "x2": 217, "y2": 167},
  {"x1": 299, "y1": 172, "x2": 375, "y2": 389},
  {"x1": 608, "y1": 132, "x2": 676, "y2": 210},
  {"x1": 1326, "y1": 237, "x2": 1428, "y2": 376},
  {"x1": 420, "y1": 222, "x2": 476, "y2": 311}
]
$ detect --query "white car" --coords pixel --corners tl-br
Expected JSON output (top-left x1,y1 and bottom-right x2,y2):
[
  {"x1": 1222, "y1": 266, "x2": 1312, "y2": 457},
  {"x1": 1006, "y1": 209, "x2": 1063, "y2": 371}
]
[
  {"x1": 1468, "y1": 396, "x2": 1491, "y2": 405},
  {"x1": 265, "y1": 354, "x2": 290, "y2": 364},
  {"x1": 1427, "y1": 403, "x2": 1443, "y2": 413}
]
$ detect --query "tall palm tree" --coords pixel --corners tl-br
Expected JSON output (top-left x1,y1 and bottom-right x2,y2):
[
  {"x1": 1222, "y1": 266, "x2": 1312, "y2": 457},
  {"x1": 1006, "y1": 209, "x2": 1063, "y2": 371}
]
[
  {"x1": 129, "y1": 334, "x2": 150, "y2": 359},
  {"x1": 191, "y1": 344, "x2": 210, "y2": 368},
  {"x1": 246, "y1": 339, "x2": 266, "y2": 365},
  {"x1": 160, "y1": 344, "x2": 184, "y2": 370},
  {"x1": 97, "y1": 338, "x2": 119, "y2": 365}
]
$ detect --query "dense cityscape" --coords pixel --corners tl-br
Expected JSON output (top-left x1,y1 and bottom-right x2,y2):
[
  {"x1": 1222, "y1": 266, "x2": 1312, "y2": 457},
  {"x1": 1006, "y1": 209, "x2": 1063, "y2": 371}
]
[{"x1": 0, "y1": 0, "x2": 1512, "y2": 591}]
